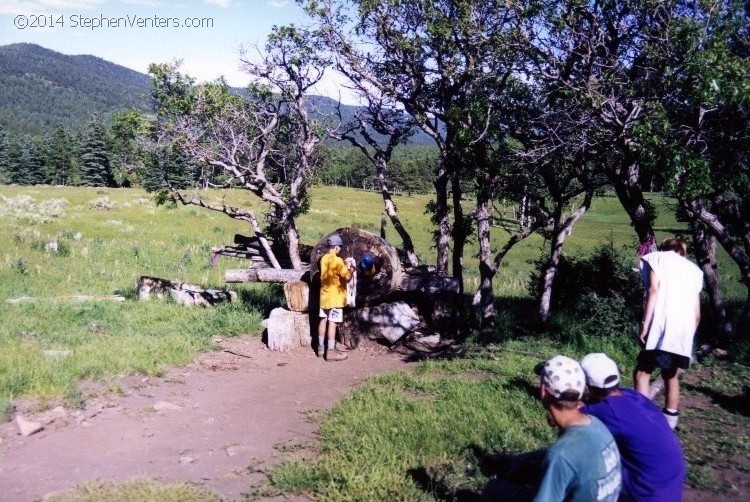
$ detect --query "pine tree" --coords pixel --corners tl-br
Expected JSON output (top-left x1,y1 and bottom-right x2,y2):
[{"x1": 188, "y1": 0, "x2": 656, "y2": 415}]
[
  {"x1": 79, "y1": 118, "x2": 114, "y2": 187},
  {"x1": 0, "y1": 125, "x2": 9, "y2": 184},
  {"x1": 44, "y1": 125, "x2": 74, "y2": 185},
  {"x1": 16, "y1": 136, "x2": 44, "y2": 185}
]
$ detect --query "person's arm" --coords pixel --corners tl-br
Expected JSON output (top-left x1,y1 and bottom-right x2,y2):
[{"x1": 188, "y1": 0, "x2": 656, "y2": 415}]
[
  {"x1": 640, "y1": 266, "x2": 659, "y2": 347},
  {"x1": 533, "y1": 452, "x2": 574, "y2": 502}
]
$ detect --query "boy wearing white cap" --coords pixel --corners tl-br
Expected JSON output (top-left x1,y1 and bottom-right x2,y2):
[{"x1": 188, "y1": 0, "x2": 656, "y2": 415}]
[
  {"x1": 580, "y1": 353, "x2": 685, "y2": 502},
  {"x1": 484, "y1": 355, "x2": 621, "y2": 501}
]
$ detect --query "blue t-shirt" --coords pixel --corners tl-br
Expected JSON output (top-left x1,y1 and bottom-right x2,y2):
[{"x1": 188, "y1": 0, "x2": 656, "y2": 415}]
[
  {"x1": 582, "y1": 389, "x2": 685, "y2": 501},
  {"x1": 534, "y1": 416, "x2": 621, "y2": 502}
]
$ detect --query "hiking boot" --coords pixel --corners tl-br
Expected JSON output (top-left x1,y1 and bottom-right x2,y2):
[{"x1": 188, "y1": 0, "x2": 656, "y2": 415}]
[{"x1": 325, "y1": 349, "x2": 349, "y2": 362}]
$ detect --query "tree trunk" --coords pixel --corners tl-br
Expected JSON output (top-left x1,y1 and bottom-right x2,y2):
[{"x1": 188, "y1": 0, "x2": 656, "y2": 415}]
[
  {"x1": 688, "y1": 214, "x2": 730, "y2": 341},
  {"x1": 282, "y1": 206, "x2": 303, "y2": 270},
  {"x1": 538, "y1": 191, "x2": 593, "y2": 323},
  {"x1": 434, "y1": 160, "x2": 451, "y2": 273},
  {"x1": 610, "y1": 162, "x2": 656, "y2": 248},
  {"x1": 682, "y1": 197, "x2": 750, "y2": 320},
  {"x1": 474, "y1": 183, "x2": 496, "y2": 326},
  {"x1": 377, "y1": 165, "x2": 420, "y2": 267}
]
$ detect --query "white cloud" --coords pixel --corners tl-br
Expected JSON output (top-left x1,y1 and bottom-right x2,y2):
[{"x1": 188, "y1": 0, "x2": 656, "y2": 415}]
[
  {"x1": 203, "y1": 0, "x2": 231, "y2": 7},
  {"x1": 0, "y1": 0, "x2": 111, "y2": 15},
  {"x1": 266, "y1": 0, "x2": 289, "y2": 8}
]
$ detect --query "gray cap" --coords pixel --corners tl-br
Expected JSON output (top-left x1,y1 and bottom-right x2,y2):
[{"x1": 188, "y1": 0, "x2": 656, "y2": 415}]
[{"x1": 327, "y1": 234, "x2": 343, "y2": 247}]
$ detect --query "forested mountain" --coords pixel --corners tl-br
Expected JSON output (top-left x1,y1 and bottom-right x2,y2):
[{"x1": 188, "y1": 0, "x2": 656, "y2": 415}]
[
  {"x1": 0, "y1": 43, "x2": 152, "y2": 136},
  {"x1": 0, "y1": 43, "x2": 432, "y2": 144}
]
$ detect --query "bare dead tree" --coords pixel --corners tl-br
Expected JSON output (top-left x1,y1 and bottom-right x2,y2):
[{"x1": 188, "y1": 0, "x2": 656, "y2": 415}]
[
  {"x1": 328, "y1": 91, "x2": 421, "y2": 267},
  {"x1": 148, "y1": 26, "x2": 327, "y2": 269}
]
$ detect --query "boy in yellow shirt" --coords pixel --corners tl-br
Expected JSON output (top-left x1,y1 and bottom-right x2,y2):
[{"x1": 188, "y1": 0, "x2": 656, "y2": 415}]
[{"x1": 318, "y1": 234, "x2": 356, "y2": 361}]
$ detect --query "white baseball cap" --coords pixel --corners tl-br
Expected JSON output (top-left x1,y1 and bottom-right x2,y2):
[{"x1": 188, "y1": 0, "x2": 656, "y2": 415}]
[
  {"x1": 536, "y1": 355, "x2": 586, "y2": 401},
  {"x1": 580, "y1": 353, "x2": 620, "y2": 389}
]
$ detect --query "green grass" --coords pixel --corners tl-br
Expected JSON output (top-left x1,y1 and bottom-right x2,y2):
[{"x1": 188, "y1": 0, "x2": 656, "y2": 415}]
[
  {"x1": 271, "y1": 352, "x2": 555, "y2": 501},
  {"x1": 45, "y1": 479, "x2": 221, "y2": 502},
  {"x1": 2, "y1": 184, "x2": 748, "y2": 500}
]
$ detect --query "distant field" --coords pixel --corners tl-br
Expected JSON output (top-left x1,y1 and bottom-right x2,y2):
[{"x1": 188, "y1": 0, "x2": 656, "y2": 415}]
[{"x1": 0, "y1": 185, "x2": 744, "y2": 403}]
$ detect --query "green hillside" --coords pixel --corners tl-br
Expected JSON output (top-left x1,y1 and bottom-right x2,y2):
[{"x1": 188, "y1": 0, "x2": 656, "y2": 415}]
[
  {"x1": 0, "y1": 43, "x2": 152, "y2": 136},
  {"x1": 0, "y1": 43, "x2": 433, "y2": 145}
]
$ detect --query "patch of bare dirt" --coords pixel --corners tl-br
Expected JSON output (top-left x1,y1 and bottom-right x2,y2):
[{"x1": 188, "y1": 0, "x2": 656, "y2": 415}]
[{"x1": 0, "y1": 336, "x2": 414, "y2": 501}]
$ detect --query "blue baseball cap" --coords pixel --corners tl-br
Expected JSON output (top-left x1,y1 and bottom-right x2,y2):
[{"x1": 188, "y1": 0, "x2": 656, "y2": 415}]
[{"x1": 358, "y1": 252, "x2": 374, "y2": 271}]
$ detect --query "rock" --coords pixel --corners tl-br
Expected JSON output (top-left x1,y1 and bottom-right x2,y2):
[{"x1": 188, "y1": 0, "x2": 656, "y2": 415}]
[
  {"x1": 42, "y1": 350, "x2": 71, "y2": 358},
  {"x1": 153, "y1": 401, "x2": 182, "y2": 411},
  {"x1": 179, "y1": 455, "x2": 196, "y2": 464},
  {"x1": 44, "y1": 241, "x2": 58, "y2": 252},
  {"x1": 354, "y1": 302, "x2": 421, "y2": 344},
  {"x1": 264, "y1": 307, "x2": 311, "y2": 351},
  {"x1": 412, "y1": 333, "x2": 441, "y2": 347},
  {"x1": 15, "y1": 415, "x2": 44, "y2": 436}
]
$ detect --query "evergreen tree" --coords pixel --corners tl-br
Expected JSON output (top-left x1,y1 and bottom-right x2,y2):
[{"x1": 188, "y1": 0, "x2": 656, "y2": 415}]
[
  {"x1": 79, "y1": 118, "x2": 114, "y2": 187},
  {"x1": 0, "y1": 124, "x2": 9, "y2": 184},
  {"x1": 44, "y1": 124, "x2": 74, "y2": 185},
  {"x1": 16, "y1": 135, "x2": 45, "y2": 185}
]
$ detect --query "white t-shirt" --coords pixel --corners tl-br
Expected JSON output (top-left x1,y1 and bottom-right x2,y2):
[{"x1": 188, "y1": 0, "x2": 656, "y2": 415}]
[{"x1": 640, "y1": 251, "x2": 704, "y2": 357}]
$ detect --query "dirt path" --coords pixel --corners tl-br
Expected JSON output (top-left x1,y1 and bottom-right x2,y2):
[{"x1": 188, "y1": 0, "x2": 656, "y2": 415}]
[{"x1": 0, "y1": 336, "x2": 414, "y2": 501}]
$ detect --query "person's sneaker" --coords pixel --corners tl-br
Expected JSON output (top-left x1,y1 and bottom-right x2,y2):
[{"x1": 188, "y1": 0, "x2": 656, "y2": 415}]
[
  {"x1": 316, "y1": 345, "x2": 323, "y2": 357},
  {"x1": 325, "y1": 349, "x2": 349, "y2": 362}
]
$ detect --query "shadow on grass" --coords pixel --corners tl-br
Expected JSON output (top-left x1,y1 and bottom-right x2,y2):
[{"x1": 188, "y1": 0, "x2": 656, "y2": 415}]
[
  {"x1": 682, "y1": 382, "x2": 750, "y2": 417},
  {"x1": 407, "y1": 444, "x2": 543, "y2": 501},
  {"x1": 236, "y1": 283, "x2": 285, "y2": 318},
  {"x1": 407, "y1": 465, "x2": 483, "y2": 501}
]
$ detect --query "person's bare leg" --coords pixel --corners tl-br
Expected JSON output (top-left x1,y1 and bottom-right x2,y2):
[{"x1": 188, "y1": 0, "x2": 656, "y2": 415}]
[
  {"x1": 661, "y1": 367, "x2": 680, "y2": 429},
  {"x1": 316, "y1": 318, "x2": 327, "y2": 357},
  {"x1": 634, "y1": 367, "x2": 652, "y2": 398},
  {"x1": 325, "y1": 322, "x2": 347, "y2": 361}
]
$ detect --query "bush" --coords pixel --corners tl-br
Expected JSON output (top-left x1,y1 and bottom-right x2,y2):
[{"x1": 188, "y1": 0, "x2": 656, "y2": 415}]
[{"x1": 529, "y1": 241, "x2": 644, "y2": 315}]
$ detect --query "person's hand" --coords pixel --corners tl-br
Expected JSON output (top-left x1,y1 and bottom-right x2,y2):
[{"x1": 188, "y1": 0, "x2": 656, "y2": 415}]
[
  {"x1": 638, "y1": 330, "x2": 647, "y2": 348},
  {"x1": 345, "y1": 257, "x2": 356, "y2": 269}
]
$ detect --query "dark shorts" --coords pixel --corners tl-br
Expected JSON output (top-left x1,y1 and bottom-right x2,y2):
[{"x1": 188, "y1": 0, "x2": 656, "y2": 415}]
[{"x1": 637, "y1": 349, "x2": 690, "y2": 371}]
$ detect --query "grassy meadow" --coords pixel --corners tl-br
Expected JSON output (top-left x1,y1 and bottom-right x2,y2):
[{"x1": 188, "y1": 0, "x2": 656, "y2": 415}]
[{"x1": 2, "y1": 184, "x2": 748, "y2": 500}]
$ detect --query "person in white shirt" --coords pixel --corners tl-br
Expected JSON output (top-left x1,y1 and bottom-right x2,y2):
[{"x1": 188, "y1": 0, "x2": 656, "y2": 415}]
[{"x1": 636, "y1": 237, "x2": 703, "y2": 429}]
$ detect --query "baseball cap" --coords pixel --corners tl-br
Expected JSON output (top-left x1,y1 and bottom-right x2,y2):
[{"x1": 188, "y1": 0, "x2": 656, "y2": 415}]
[
  {"x1": 327, "y1": 234, "x2": 343, "y2": 247},
  {"x1": 580, "y1": 353, "x2": 620, "y2": 389},
  {"x1": 536, "y1": 355, "x2": 586, "y2": 401}
]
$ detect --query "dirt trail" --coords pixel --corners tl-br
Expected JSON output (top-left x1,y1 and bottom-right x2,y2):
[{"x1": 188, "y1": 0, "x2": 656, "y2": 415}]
[{"x1": 0, "y1": 336, "x2": 413, "y2": 501}]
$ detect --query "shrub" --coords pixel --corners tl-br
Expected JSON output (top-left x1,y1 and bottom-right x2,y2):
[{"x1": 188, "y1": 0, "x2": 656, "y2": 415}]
[
  {"x1": 0, "y1": 195, "x2": 68, "y2": 224},
  {"x1": 529, "y1": 241, "x2": 644, "y2": 315}
]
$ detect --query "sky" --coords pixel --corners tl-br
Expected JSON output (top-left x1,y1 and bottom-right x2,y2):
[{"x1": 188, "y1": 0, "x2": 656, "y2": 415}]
[{"x1": 0, "y1": 0, "x2": 356, "y2": 103}]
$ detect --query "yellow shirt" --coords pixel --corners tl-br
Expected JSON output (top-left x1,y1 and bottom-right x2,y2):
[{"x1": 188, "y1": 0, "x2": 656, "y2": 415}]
[{"x1": 319, "y1": 252, "x2": 351, "y2": 309}]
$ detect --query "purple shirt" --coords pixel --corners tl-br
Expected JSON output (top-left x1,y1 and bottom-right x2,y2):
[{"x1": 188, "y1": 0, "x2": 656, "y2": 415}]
[{"x1": 582, "y1": 388, "x2": 685, "y2": 501}]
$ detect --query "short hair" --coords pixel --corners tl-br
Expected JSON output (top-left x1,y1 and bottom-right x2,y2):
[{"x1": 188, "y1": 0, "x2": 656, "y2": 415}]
[
  {"x1": 542, "y1": 388, "x2": 583, "y2": 410},
  {"x1": 587, "y1": 384, "x2": 618, "y2": 401},
  {"x1": 659, "y1": 237, "x2": 687, "y2": 256}
]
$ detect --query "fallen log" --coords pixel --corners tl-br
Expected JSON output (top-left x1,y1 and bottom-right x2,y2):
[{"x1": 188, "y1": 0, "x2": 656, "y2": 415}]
[
  {"x1": 225, "y1": 268, "x2": 310, "y2": 283},
  {"x1": 137, "y1": 276, "x2": 202, "y2": 300}
]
